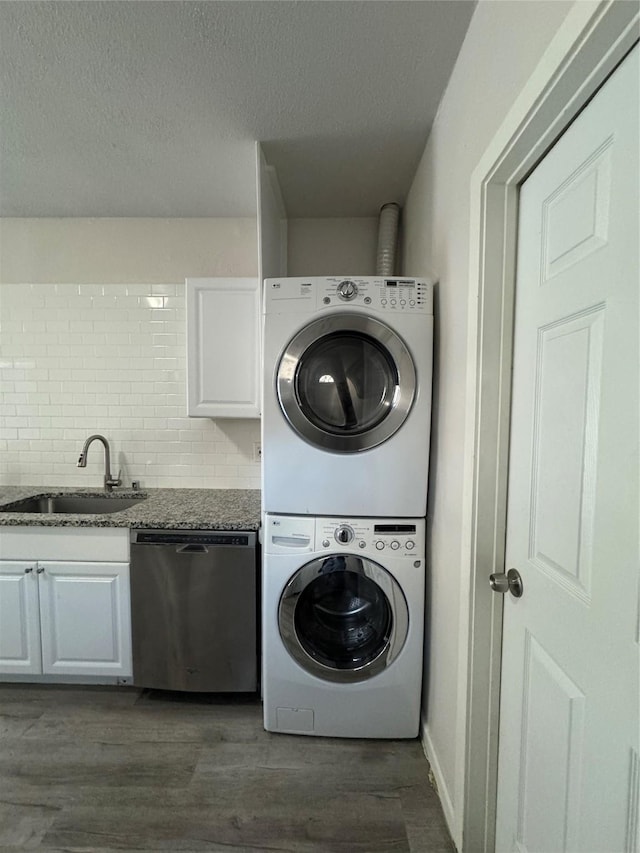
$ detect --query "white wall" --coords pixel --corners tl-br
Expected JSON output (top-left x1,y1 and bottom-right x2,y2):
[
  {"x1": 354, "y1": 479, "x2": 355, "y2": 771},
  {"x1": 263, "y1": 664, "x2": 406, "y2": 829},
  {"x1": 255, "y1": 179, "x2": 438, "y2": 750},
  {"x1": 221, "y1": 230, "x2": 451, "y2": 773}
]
[
  {"x1": 0, "y1": 218, "x2": 261, "y2": 489},
  {"x1": 0, "y1": 218, "x2": 257, "y2": 284},
  {"x1": 257, "y1": 145, "x2": 288, "y2": 282},
  {"x1": 402, "y1": 0, "x2": 574, "y2": 844},
  {"x1": 288, "y1": 217, "x2": 378, "y2": 276}
]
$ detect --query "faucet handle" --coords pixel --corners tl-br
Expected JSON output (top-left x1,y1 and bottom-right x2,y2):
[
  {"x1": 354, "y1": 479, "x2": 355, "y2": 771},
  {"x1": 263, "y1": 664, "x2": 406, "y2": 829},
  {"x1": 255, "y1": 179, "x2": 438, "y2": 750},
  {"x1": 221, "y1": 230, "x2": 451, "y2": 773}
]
[{"x1": 105, "y1": 469, "x2": 122, "y2": 490}]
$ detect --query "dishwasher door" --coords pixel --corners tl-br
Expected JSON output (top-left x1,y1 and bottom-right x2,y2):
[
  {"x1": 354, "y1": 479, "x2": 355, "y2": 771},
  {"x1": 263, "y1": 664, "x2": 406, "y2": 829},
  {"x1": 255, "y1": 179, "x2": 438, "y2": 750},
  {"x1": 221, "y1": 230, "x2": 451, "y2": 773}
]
[{"x1": 130, "y1": 529, "x2": 257, "y2": 692}]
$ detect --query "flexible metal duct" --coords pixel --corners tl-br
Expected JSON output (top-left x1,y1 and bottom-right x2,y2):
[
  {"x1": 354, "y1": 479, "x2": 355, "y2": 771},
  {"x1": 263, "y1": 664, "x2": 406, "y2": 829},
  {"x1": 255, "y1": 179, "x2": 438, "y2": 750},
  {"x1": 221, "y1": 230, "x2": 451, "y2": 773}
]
[{"x1": 376, "y1": 202, "x2": 400, "y2": 276}]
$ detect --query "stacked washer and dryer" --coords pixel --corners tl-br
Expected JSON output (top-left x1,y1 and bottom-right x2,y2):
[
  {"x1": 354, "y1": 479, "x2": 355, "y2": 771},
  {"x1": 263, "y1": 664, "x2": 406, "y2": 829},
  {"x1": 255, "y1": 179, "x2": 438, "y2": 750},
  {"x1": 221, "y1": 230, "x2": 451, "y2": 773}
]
[{"x1": 261, "y1": 276, "x2": 433, "y2": 738}]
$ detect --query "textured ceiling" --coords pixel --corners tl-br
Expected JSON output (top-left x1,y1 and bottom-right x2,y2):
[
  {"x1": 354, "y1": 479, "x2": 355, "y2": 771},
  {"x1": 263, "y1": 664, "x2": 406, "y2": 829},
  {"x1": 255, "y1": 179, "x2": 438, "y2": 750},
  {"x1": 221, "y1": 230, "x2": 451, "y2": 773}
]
[{"x1": 0, "y1": 1, "x2": 476, "y2": 218}]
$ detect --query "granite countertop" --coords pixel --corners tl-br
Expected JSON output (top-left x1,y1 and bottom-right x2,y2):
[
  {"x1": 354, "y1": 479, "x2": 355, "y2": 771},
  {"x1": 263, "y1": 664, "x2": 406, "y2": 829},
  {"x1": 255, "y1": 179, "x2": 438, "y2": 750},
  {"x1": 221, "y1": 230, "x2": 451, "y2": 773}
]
[{"x1": 0, "y1": 487, "x2": 261, "y2": 531}]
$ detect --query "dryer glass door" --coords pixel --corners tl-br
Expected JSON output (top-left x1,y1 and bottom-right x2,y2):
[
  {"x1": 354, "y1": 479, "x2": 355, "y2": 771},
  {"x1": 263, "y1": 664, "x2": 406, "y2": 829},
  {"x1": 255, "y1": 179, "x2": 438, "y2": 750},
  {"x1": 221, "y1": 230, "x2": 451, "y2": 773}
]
[
  {"x1": 278, "y1": 553, "x2": 409, "y2": 683},
  {"x1": 297, "y1": 333, "x2": 396, "y2": 432},
  {"x1": 277, "y1": 314, "x2": 416, "y2": 452}
]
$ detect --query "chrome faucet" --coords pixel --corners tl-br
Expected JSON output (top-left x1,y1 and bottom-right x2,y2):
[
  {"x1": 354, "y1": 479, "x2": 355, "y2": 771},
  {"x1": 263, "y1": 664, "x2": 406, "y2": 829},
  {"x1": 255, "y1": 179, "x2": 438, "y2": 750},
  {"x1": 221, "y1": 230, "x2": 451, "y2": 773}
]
[{"x1": 77, "y1": 434, "x2": 122, "y2": 491}]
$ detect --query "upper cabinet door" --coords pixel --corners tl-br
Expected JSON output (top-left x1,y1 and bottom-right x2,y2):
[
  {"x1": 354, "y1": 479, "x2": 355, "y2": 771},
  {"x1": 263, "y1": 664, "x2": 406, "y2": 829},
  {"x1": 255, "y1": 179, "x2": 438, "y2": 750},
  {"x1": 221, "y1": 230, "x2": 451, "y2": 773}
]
[{"x1": 186, "y1": 278, "x2": 261, "y2": 419}]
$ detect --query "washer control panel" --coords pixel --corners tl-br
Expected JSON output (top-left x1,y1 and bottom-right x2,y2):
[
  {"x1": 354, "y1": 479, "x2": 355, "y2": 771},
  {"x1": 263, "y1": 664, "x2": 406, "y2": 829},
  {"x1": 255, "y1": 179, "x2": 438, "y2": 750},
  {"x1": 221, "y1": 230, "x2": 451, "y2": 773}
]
[{"x1": 316, "y1": 518, "x2": 423, "y2": 556}]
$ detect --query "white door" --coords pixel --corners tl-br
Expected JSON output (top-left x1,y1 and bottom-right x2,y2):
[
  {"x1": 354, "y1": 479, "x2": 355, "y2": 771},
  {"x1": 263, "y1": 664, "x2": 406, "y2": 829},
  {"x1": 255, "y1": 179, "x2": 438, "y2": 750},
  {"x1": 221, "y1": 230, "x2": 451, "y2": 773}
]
[
  {"x1": 496, "y1": 45, "x2": 639, "y2": 853},
  {"x1": 0, "y1": 561, "x2": 42, "y2": 674},
  {"x1": 38, "y1": 562, "x2": 132, "y2": 677}
]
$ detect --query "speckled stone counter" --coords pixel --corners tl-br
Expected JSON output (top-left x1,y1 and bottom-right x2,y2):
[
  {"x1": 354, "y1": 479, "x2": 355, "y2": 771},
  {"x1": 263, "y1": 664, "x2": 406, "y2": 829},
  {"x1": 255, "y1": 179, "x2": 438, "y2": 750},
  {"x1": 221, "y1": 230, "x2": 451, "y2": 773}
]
[{"x1": 0, "y1": 487, "x2": 261, "y2": 530}]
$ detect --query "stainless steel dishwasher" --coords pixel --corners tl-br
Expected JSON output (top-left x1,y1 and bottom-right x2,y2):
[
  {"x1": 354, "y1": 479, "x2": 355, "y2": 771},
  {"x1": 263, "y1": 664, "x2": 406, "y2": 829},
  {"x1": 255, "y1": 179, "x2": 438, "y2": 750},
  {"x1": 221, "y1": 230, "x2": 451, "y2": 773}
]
[{"x1": 130, "y1": 529, "x2": 257, "y2": 692}]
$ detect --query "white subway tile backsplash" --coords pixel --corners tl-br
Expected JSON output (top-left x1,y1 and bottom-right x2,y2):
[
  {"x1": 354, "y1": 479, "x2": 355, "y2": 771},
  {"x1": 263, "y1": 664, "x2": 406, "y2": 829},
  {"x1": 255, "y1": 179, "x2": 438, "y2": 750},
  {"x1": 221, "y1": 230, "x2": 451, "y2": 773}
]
[{"x1": 0, "y1": 282, "x2": 260, "y2": 489}]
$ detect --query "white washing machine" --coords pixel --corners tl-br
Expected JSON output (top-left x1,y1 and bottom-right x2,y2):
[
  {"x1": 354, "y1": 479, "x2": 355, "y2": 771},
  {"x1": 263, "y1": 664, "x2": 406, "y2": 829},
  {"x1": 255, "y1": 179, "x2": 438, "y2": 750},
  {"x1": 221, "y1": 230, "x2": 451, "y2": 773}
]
[
  {"x1": 262, "y1": 276, "x2": 434, "y2": 517},
  {"x1": 262, "y1": 513, "x2": 425, "y2": 739}
]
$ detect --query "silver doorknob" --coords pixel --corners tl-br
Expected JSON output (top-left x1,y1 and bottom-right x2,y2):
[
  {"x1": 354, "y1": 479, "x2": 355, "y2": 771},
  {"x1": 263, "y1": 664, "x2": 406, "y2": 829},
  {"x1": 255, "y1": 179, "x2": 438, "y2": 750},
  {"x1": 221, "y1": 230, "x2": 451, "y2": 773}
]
[{"x1": 489, "y1": 568, "x2": 523, "y2": 598}]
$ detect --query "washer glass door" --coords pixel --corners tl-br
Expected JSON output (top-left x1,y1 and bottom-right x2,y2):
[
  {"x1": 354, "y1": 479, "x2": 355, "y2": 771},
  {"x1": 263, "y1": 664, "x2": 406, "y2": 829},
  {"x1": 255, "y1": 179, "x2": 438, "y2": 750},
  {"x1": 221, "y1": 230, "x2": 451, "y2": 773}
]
[
  {"x1": 277, "y1": 314, "x2": 416, "y2": 452},
  {"x1": 278, "y1": 553, "x2": 409, "y2": 683}
]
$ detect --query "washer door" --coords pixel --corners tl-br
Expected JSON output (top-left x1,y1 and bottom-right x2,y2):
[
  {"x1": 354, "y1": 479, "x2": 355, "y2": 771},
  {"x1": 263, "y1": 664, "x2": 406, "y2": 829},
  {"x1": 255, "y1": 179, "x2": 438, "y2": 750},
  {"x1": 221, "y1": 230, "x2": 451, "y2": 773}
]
[
  {"x1": 278, "y1": 553, "x2": 409, "y2": 683},
  {"x1": 277, "y1": 313, "x2": 416, "y2": 452}
]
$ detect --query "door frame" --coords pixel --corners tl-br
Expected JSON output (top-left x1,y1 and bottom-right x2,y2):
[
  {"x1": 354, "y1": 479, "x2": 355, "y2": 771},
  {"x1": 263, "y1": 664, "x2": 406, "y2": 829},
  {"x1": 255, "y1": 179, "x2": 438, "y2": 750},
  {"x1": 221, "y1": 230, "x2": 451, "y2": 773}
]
[{"x1": 460, "y1": 3, "x2": 639, "y2": 851}]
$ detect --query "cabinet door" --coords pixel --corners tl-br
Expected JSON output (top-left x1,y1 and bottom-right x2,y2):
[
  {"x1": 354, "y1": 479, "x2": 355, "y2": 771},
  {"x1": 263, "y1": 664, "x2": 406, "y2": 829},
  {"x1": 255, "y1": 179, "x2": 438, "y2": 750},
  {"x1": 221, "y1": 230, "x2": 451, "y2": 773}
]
[
  {"x1": 38, "y1": 562, "x2": 132, "y2": 677},
  {"x1": 0, "y1": 562, "x2": 42, "y2": 674},
  {"x1": 186, "y1": 278, "x2": 261, "y2": 418}
]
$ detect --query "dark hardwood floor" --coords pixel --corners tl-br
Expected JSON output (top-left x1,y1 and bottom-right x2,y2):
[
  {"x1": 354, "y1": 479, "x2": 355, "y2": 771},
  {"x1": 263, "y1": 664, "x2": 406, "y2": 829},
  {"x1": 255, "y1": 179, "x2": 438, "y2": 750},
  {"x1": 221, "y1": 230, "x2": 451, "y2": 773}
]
[{"x1": 0, "y1": 684, "x2": 454, "y2": 852}]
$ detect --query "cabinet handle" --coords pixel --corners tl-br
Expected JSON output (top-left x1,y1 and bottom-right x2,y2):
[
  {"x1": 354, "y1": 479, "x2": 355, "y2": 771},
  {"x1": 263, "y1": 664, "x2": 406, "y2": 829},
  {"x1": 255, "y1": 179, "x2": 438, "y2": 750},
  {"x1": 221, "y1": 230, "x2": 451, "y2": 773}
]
[
  {"x1": 24, "y1": 566, "x2": 33, "y2": 574},
  {"x1": 36, "y1": 567, "x2": 45, "y2": 574}
]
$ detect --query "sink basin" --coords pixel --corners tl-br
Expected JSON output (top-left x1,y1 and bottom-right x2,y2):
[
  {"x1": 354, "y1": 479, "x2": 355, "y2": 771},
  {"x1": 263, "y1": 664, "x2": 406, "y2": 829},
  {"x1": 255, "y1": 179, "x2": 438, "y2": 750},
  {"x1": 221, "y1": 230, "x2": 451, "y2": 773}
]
[{"x1": 0, "y1": 494, "x2": 147, "y2": 515}]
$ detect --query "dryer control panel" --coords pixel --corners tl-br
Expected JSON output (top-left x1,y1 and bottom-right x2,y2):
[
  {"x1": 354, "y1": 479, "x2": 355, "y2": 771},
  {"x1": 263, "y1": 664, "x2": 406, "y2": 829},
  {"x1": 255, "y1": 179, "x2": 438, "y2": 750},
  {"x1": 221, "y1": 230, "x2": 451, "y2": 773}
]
[{"x1": 264, "y1": 276, "x2": 434, "y2": 315}]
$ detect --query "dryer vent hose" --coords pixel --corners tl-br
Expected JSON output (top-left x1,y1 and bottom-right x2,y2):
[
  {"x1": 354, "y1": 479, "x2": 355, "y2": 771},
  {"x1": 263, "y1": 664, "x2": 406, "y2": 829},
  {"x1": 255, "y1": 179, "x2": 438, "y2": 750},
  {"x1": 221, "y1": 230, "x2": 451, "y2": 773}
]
[{"x1": 376, "y1": 202, "x2": 401, "y2": 276}]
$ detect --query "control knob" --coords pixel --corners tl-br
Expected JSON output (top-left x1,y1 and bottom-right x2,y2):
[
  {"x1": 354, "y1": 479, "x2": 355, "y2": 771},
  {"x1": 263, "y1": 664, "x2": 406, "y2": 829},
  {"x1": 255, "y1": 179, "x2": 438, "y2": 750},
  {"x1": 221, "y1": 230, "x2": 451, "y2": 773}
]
[
  {"x1": 335, "y1": 525, "x2": 355, "y2": 544},
  {"x1": 337, "y1": 280, "x2": 358, "y2": 301}
]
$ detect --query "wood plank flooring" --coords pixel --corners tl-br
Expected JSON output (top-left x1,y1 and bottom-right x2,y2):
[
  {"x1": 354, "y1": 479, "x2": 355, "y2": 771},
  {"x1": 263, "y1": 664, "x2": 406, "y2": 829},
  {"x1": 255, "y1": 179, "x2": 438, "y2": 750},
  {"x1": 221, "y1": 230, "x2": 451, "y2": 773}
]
[{"x1": 0, "y1": 685, "x2": 454, "y2": 852}]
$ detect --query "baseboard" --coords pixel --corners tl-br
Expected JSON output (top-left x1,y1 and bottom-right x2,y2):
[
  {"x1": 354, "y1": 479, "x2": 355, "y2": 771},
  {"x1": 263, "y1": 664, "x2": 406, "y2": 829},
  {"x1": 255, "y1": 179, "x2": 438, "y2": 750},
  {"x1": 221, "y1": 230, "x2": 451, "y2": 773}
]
[{"x1": 420, "y1": 715, "x2": 460, "y2": 851}]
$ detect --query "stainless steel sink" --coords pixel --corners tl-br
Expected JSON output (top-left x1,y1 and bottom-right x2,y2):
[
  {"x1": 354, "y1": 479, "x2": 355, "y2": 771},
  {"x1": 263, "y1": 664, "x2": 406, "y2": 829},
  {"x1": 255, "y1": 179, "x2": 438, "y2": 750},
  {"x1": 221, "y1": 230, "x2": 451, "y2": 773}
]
[{"x1": 0, "y1": 494, "x2": 147, "y2": 514}]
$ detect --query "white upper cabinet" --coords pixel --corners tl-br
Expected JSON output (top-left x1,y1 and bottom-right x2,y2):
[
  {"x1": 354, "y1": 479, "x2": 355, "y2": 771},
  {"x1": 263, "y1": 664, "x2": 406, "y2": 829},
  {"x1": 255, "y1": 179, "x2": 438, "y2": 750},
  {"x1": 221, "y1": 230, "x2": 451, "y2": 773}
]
[{"x1": 186, "y1": 277, "x2": 261, "y2": 418}]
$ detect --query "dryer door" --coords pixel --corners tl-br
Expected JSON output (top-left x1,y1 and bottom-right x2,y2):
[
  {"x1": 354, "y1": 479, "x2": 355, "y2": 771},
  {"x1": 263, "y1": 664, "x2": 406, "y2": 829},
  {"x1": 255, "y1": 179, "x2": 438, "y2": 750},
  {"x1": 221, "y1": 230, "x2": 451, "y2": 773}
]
[
  {"x1": 278, "y1": 553, "x2": 409, "y2": 683},
  {"x1": 277, "y1": 314, "x2": 416, "y2": 452}
]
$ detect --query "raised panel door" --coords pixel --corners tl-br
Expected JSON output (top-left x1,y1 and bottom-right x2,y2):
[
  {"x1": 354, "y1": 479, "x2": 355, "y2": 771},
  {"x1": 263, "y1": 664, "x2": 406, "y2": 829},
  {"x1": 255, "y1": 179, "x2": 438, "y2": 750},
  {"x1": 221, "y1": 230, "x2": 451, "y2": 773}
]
[
  {"x1": 497, "y1": 45, "x2": 639, "y2": 852},
  {"x1": 0, "y1": 562, "x2": 42, "y2": 675},
  {"x1": 38, "y1": 562, "x2": 132, "y2": 677},
  {"x1": 186, "y1": 278, "x2": 261, "y2": 418}
]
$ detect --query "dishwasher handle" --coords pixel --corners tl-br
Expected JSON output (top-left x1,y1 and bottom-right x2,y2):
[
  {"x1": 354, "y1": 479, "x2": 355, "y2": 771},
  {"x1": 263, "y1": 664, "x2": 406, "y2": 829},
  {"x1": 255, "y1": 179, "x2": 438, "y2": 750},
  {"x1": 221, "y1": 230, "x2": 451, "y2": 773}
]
[{"x1": 176, "y1": 543, "x2": 208, "y2": 554}]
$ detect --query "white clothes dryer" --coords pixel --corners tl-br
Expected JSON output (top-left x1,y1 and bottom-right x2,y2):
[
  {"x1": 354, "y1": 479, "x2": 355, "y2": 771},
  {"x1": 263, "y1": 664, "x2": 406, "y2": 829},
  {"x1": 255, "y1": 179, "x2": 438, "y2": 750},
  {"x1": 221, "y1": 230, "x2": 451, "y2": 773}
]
[
  {"x1": 262, "y1": 513, "x2": 425, "y2": 739},
  {"x1": 262, "y1": 276, "x2": 434, "y2": 518}
]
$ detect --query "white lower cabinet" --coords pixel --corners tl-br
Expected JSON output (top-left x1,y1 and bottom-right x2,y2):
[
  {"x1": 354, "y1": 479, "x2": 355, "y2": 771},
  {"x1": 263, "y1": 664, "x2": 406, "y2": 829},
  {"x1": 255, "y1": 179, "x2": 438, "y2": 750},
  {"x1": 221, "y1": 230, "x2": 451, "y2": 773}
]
[
  {"x1": 0, "y1": 527, "x2": 132, "y2": 681},
  {"x1": 0, "y1": 562, "x2": 42, "y2": 675},
  {"x1": 0, "y1": 560, "x2": 132, "y2": 678}
]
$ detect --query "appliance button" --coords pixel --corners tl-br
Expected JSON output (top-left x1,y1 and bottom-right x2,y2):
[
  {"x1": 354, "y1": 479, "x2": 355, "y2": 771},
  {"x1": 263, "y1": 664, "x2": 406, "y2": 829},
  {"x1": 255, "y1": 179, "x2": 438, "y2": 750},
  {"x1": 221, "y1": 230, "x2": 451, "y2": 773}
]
[
  {"x1": 390, "y1": 540, "x2": 400, "y2": 550},
  {"x1": 406, "y1": 540, "x2": 415, "y2": 550},
  {"x1": 364, "y1": 296, "x2": 372, "y2": 305},
  {"x1": 358, "y1": 540, "x2": 366, "y2": 549},
  {"x1": 390, "y1": 299, "x2": 397, "y2": 306},
  {"x1": 322, "y1": 539, "x2": 330, "y2": 548},
  {"x1": 323, "y1": 296, "x2": 331, "y2": 304},
  {"x1": 375, "y1": 540, "x2": 385, "y2": 550},
  {"x1": 400, "y1": 299, "x2": 406, "y2": 306},
  {"x1": 410, "y1": 300, "x2": 416, "y2": 306},
  {"x1": 381, "y1": 298, "x2": 387, "y2": 306}
]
